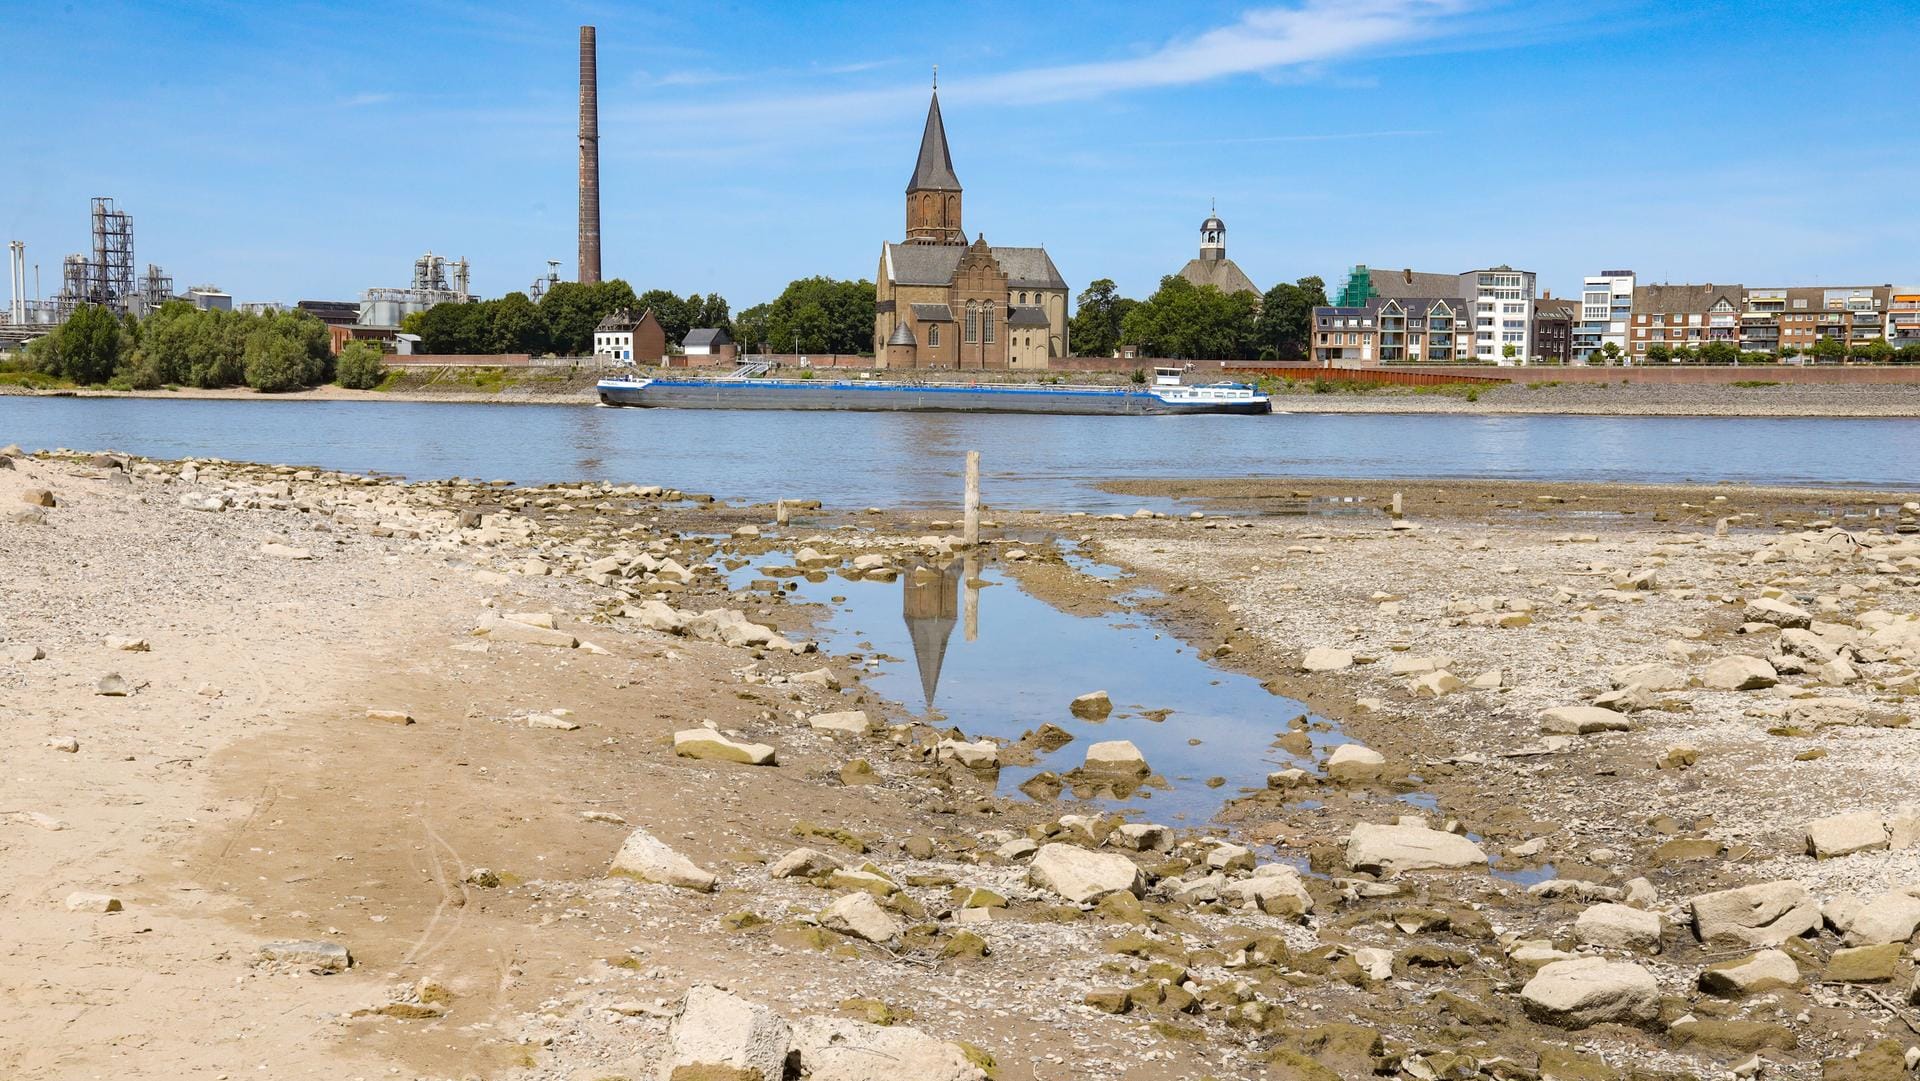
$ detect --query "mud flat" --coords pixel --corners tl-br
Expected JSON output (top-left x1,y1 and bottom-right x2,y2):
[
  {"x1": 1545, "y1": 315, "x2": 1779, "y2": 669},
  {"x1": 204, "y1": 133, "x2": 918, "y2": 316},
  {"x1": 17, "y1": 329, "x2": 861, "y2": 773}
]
[{"x1": 4, "y1": 447, "x2": 1919, "y2": 1080}]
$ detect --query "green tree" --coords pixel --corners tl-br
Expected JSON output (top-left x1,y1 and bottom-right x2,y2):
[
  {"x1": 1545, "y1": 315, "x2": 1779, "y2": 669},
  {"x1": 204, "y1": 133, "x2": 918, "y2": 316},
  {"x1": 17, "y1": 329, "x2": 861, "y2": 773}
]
[
  {"x1": 1119, "y1": 275, "x2": 1258, "y2": 359},
  {"x1": 1644, "y1": 343, "x2": 1671, "y2": 364},
  {"x1": 733, "y1": 303, "x2": 770, "y2": 353},
  {"x1": 1809, "y1": 336, "x2": 1846, "y2": 363},
  {"x1": 1600, "y1": 341, "x2": 1622, "y2": 365},
  {"x1": 1853, "y1": 338, "x2": 1893, "y2": 364},
  {"x1": 538, "y1": 279, "x2": 638, "y2": 355},
  {"x1": 1700, "y1": 341, "x2": 1740, "y2": 365},
  {"x1": 242, "y1": 330, "x2": 311, "y2": 392},
  {"x1": 1253, "y1": 276, "x2": 1326, "y2": 361},
  {"x1": 335, "y1": 341, "x2": 386, "y2": 389},
  {"x1": 1501, "y1": 343, "x2": 1518, "y2": 363},
  {"x1": 1895, "y1": 343, "x2": 1920, "y2": 365},
  {"x1": 487, "y1": 292, "x2": 548, "y2": 355},
  {"x1": 637, "y1": 289, "x2": 694, "y2": 347},
  {"x1": 45, "y1": 304, "x2": 126, "y2": 384},
  {"x1": 1068, "y1": 279, "x2": 1130, "y2": 357},
  {"x1": 759, "y1": 277, "x2": 873, "y2": 355},
  {"x1": 418, "y1": 301, "x2": 491, "y2": 355}
]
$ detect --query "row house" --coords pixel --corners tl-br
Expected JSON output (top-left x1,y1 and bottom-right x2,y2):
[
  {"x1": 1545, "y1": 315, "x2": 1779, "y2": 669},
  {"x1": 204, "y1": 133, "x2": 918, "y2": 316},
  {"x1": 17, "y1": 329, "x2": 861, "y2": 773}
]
[
  {"x1": 1627, "y1": 283, "x2": 1743, "y2": 361},
  {"x1": 1741, "y1": 285, "x2": 1891, "y2": 355},
  {"x1": 1312, "y1": 295, "x2": 1471, "y2": 365},
  {"x1": 1532, "y1": 294, "x2": 1578, "y2": 365}
]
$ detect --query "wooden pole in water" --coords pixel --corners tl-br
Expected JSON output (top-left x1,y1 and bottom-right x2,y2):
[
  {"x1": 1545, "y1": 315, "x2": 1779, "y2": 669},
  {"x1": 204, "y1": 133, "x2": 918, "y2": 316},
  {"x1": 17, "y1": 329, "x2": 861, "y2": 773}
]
[
  {"x1": 1391, "y1": 491, "x2": 1403, "y2": 519},
  {"x1": 963, "y1": 553, "x2": 980, "y2": 642},
  {"x1": 963, "y1": 451, "x2": 980, "y2": 546},
  {"x1": 775, "y1": 499, "x2": 789, "y2": 526}
]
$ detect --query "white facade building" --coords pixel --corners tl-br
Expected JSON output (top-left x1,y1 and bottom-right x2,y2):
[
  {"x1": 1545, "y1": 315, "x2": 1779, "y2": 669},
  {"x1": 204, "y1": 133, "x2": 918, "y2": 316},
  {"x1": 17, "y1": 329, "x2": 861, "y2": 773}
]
[
  {"x1": 1574, "y1": 270, "x2": 1635, "y2": 363},
  {"x1": 1458, "y1": 266, "x2": 1536, "y2": 363}
]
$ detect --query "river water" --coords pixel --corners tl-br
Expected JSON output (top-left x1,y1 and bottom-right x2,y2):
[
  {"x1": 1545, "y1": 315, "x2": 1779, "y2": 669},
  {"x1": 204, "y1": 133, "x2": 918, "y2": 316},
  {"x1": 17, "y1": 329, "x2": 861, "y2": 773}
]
[{"x1": 1, "y1": 396, "x2": 1914, "y2": 509}]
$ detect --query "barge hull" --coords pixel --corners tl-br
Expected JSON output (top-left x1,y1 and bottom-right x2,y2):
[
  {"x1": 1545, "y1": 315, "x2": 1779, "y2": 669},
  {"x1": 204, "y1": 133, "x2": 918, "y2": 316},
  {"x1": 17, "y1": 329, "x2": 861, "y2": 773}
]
[{"x1": 597, "y1": 380, "x2": 1269, "y2": 416}]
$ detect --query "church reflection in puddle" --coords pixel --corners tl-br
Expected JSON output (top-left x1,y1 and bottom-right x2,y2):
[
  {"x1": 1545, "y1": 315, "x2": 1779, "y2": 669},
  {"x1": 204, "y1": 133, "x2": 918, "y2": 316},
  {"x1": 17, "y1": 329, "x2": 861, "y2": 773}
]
[{"x1": 899, "y1": 555, "x2": 977, "y2": 708}]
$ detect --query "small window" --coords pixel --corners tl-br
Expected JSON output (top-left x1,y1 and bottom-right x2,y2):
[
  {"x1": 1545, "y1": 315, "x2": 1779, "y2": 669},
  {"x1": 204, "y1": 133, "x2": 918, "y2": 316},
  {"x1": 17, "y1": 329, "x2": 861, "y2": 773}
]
[
  {"x1": 1020, "y1": 292, "x2": 1028, "y2": 304},
  {"x1": 964, "y1": 302, "x2": 978, "y2": 343},
  {"x1": 929, "y1": 326, "x2": 940, "y2": 347},
  {"x1": 983, "y1": 304, "x2": 995, "y2": 344}
]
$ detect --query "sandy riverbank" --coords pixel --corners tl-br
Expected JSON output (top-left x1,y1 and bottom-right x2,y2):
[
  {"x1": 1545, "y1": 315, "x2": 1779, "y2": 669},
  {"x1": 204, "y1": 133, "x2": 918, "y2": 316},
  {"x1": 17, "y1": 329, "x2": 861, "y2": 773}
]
[
  {"x1": 6, "y1": 373, "x2": 1920, "y2": 416},
  {"x1": 3, "y1": 450, "x2": 1918, "y2": 1080}
]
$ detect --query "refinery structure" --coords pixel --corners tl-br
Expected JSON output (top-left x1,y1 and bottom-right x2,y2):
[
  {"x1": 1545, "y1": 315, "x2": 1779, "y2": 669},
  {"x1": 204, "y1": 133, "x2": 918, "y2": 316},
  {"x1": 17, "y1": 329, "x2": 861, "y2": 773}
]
[{"x1": 6, "y1": 24, "x2": 606, "y2": 351}]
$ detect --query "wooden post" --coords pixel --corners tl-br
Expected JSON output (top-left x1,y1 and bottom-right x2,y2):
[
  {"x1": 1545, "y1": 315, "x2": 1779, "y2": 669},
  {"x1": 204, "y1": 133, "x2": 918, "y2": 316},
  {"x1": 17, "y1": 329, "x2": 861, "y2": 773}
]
[
  {"x1": 775, "y1": 499, "x2": 789, "y2": 526},
  {"x1": 963, "y1": 451, "x2": 980, "y2": 547},
  {"x1": 963, "y1": 553, "x2": 980, "y2": 642},
  {"x1": 1391, "y1": 491, "x2": 1403, "y2": 519}
]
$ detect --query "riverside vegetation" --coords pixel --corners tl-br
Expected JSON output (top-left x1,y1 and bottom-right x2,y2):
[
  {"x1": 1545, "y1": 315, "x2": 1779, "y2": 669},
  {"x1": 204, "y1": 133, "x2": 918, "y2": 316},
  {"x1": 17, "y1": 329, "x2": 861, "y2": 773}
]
[{"x1": 2, "y1": 446, "x2": 1919, "y2": 1079}]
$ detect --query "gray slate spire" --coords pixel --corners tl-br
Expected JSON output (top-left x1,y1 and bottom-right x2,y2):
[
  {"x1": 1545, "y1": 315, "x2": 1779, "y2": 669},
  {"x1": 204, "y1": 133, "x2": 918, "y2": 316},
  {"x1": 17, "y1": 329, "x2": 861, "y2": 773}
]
[{"x1": 906, "y1": 91, "x2": 961, "y2": 194}]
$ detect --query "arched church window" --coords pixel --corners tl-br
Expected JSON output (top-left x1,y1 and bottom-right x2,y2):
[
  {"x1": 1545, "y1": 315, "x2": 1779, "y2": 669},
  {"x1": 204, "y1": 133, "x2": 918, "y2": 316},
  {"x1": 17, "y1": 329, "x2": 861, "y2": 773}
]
[
  {"x1": 983, "y1": 304, "x2": 995, "y2": 344},
  {"x1": 929, "y1": 326, "x2": 940, "y2": 347},
  {"x1": 1020, "y1": 292, "x2": 1028, "y2": 304},
  {"x1": 964, "y1": 303, "x2": 978, "y2": 343}
]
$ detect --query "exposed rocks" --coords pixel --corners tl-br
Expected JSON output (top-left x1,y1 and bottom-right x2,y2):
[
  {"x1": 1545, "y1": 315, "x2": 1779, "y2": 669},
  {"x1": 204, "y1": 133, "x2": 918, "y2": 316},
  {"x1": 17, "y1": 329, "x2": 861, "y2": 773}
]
[
  {"x1": 1744, "y1": 596, "x2": 1812, "y2": 628},
  {"x1": 1220, "y1": 864, "x2": 1313, "y2": 918},
  {"x1": 674, "y1": 728, "x2": 777, "y2": 766},
  {"x1": 1325, "y1": 743, "x2": 1385, "y2": 783},
  {"x1": 258, "y1": 941, "x2": 351, "y2": 972},
  {"x1": 64, "y1": 892, "x2": 122, "y2": 913},
  {"x1": 1573, "y1": 902, "x2": 1662, "y2": 953},
  {"x1": 1026, "y1": 843, "x2": 1143, "y2": 904},
  {"x1": 1069, "y1": 690, "x2": 1112, "y2": 719},
  {"x1": 1539, "y1": 705, "x2": 1632, "y2": 735},
  {"x1": 1825, "y1": 942, "x2": 1903, "y2": 983},
  {"x1": 1805, "y1": 811, "x2": 1890, "y2": 859},
  {"x1": 93, "y1": 673, "x2": 132, "y2": 697},
  {"x1": 661, "y1": 985, "x2": 791, "y2": 1081},
  {"x1": 1827, "y1": 889, "x2": 1920, "y2": 946},
  {"x1": 768, "y1": 847, "x2": 840, "y2": 880},
  {"x1": 936, "y1": 738, "x2": 999, "y2": 769},
  {"x1": 1345, "y1": 822, "x2": 1487, "y2": 874},
  {"x1": 810, "y1": 710, "x2": 872, "y2": 736},
  {"x1": 608, "y1": 828, "x2": 717, "y2": 892},
  {"x1": 1520, "y1": 957, "x2": 1659, "y2": 1028},
  {"x1": 819, "y1": 892, "x2": 901, "y2": 946},
  {"x1": 788, "y1": 1015, "x2": 986, "y2": 1081},
  {"x1": 1689, "y1": 881, "x2": 1819, "y2": 947},
  {"x1": 1701, "y1": 654, "x2": 1778, "y2": 691},
  {"x1": 1081, "y1": 739, "x2": 1148, "y2": 775},
  {"x1": 365, "y1": 708, "x2": 414, "y2": 726},
  {"x1": 1700, "y1": 949, "x2": 1799, "y2": 996},
  {"x1": 1301, "y1": 647, "x2": 1354, "y2": 672}
]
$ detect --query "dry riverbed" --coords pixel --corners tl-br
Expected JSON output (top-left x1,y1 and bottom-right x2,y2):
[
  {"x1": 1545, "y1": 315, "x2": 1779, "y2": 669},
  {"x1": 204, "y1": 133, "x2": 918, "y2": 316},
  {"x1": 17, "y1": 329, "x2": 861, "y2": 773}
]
[{"x1": 1, "y1": 449, "x2": 1918, "y2": 1081}]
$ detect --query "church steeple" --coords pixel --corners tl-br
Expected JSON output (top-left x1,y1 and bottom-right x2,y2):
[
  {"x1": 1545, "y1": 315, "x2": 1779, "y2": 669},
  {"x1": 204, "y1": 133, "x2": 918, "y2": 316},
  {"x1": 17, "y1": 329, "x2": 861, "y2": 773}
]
[{"x1": 905, "y1": 77, "x2": 963, "y2": 244}]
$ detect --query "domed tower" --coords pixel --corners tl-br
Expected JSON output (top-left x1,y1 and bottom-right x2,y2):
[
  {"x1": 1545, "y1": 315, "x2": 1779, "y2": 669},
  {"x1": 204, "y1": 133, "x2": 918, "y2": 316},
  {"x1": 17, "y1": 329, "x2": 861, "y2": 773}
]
[{"x1": 1199, "y1": 202, "x2": 1226, "y2": 263}]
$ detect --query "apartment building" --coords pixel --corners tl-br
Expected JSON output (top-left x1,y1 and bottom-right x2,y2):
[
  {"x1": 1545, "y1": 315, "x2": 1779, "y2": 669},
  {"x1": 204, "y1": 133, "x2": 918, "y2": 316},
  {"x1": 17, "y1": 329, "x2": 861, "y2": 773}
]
[
  {"x1": 1627, "y1": 283, "x2": 1743, "y2": 361},
  {"x1": 1747, "y1": 286, "x2": 1890, "y2": 356},
  {"x1": 1311, "y1": 294, "x2": 1471, "y2": 365},
  {"x1": 1574, "y1": 270, "x2": 1634, "y2": 361},
  {"x1": 1460, "y1": 265, "x2": 1536, "y2": 363},
  {"x1": 1532, "y1": 294, "x2": 1578, "y2": 365},
  {"x1": 1890, "y1": 286, "x2": 1920, "y2": 348}
]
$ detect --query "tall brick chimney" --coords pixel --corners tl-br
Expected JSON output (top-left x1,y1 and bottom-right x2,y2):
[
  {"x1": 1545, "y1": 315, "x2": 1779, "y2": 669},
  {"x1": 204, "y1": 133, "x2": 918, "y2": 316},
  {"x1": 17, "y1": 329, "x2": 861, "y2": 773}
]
[{"x1": 578, "y1": 26, "x2": 602, "y2": 284}]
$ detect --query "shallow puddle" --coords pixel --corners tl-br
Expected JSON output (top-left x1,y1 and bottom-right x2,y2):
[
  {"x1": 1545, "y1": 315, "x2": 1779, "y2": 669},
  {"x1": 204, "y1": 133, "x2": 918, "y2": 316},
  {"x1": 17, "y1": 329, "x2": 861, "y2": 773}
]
[{"x1": 728, "y1": 547, "x2": 1360, "y2": 826}]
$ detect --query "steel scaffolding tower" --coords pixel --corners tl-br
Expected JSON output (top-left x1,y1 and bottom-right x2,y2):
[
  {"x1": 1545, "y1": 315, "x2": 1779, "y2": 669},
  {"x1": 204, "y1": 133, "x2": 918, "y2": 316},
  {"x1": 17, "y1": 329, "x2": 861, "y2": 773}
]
[{"x1": 88, "y1": 197, "x2": 135, "y2": 310}]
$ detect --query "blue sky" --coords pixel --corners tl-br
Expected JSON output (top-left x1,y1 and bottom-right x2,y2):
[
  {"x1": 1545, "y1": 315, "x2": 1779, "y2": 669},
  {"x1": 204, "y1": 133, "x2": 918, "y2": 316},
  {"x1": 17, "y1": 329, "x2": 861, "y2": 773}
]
[{"x1": 6, "y1": 0, "x2": 1918, "y2": 310}]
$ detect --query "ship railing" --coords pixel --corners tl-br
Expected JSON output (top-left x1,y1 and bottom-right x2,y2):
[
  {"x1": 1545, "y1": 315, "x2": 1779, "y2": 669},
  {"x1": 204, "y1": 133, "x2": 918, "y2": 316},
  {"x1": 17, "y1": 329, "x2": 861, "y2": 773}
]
[{"x1": 725, "y1": 359, "x2": 773, "y2": 380}]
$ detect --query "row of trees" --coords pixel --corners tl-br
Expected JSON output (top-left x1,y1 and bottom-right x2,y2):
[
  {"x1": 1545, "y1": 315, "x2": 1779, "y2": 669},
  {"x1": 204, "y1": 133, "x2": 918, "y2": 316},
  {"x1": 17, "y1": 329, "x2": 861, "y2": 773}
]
[
  {"x1": 733, "y1": 277, "x2": 876, "y2": 355},
  {"x1": 24, "y1": 302, "x2": 385, "y2": 392},
  {"x1": 1069, "y1": 275, "x2": 1328, "y2": 360},
  {"x1": 407, "y1": 281, "x2": 734, "y2": 357},
  {"x1": 1587, "y1": 339, "x2": 1920, "y2": 365}
]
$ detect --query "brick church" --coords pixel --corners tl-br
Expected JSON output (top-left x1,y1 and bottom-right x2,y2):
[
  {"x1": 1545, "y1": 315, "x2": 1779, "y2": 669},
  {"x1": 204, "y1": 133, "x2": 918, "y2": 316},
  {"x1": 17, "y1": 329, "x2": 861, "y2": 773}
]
[{"x1": 873, "y1": 88, "x2": 1070, "y2": 369}]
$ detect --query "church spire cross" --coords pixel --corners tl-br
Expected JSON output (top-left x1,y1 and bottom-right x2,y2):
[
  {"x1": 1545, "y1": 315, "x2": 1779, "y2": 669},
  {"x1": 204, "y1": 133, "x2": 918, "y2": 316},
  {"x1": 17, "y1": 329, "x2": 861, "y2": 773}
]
[{"x1": 932, "y1": 64, "x2": 937, "y2": 90}]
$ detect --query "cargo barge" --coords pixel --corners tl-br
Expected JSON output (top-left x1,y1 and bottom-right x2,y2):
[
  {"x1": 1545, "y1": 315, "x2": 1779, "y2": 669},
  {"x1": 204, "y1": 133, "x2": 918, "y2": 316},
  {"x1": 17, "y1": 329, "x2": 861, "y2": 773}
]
[{"x1": 596, "y1": 367, "x2": 1270, "y2": 416}]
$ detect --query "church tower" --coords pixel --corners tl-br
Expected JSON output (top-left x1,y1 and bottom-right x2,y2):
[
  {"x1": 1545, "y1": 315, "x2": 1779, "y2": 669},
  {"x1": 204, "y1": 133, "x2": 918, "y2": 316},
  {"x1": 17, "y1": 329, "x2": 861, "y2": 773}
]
[
  {"x1": 1199, "y1": 201, "x2": 1226, "y2": 263},
  {"x1": 905, "y1": 81, "x2": 963, "y2": 245}
]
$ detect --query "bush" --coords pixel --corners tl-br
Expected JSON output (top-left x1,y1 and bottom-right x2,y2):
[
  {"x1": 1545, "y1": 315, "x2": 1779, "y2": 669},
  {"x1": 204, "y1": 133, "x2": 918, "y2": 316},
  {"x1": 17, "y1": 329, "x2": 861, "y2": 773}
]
[
  {"x1": 243, "y1": 332, "x2": 311, "y2": 392},
  {"x1": 335, "y1": 342, "x2": 385, "y2": 389},
  {"x1": 1129, "y1": 368, "x2": 1147, "y2": 385}
]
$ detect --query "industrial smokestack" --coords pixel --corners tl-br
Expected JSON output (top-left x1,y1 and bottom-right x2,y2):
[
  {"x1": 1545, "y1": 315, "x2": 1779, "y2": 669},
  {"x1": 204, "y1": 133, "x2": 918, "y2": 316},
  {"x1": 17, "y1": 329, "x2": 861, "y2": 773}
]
[{"x1": 578, "y1": 26, "x2": 602, "y2": 284}]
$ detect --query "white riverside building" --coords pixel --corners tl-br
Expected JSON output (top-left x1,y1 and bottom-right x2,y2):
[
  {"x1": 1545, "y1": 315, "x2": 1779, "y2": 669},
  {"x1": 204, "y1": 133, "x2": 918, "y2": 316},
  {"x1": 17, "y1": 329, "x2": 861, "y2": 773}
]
[
  {"x1": 1575, "y1": 270, "x2": 1635, "y2": 362},
  {"x1": 1458, "y1": 266, "x2": 1535, "y2": 363}
]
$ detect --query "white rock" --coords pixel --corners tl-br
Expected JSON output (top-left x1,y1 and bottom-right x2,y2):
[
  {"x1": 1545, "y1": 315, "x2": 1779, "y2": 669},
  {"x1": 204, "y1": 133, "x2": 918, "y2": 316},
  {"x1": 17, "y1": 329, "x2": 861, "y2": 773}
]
[
  {"x1": 1574, "y1": 902, "x2": 1663, "y2": 953},
  {"x1": 1538, "y1": 705, "x2": 1632, "y2": 735},
  {"x1": 1326, "y1": 743, "x2": 1385, "y2": 783},
  {"x1": 1689, "y1": 881, "x2": 1818, "y2": 946},
  {"x1": 259, "y1": 940, "x2": 351, "y2": 971},
  {"x1": 1411, "y1": 670, "x2": 1464, "y2": 698},
  {"x1": 768, "y1": 847, "x2": 840, "y2": 880},
  {"x1": 1026, "y1": 843, "x2": 1142, "y2": 904},
  {"x1": 1111, "y1": 823, "x2": 1171, "y2": 852},
  {"x1": 1345, "y1": 823, "x2": 1487, "y2": 874},
  {"x1": 791, "y1": 667, "x2": 840, "y2": 689},
  {"x1": 660, "y1": 985, "x2": 791, "y2": 1081},
  {"x1": 820, "y1": 892, "x2": 901, "y2": 945},
  {"x1": 810, "y1": 710, "x2": 872, "y2": 736},
  {"x1": 1221, "y1": 865, "x2": 1314, "y2": 918},
  {"x1": 1520, "y1": 957, "x2": 1659, "y2": 1028},
  {"x1": 64, "y1": 892, "x2": 122, "y2": 913},
  {"x1": 259, "y1": 542, "x2": 313, "y2": 560},
  {"x1": 1701, "y1": 655, "x2": 1778, "y2": 691},
  {"x1": 674, "y1": 728, "x2": 777, "y2": 766},
  {"x1": 788, "y1": 1016, "x2": 986, "y2": 1081},
  {"x1": 936, "y1": 738, "x2": 999, "y2": 769},
  {"x1": 1082, "y1": 739, "x2": 1148, "y2": 775},
  {"x1": 1301, "y1": 647, "x2": 1354, "y2": 672},
  {"x1": 1828, "y1": 889, "x2": 1920, "y2": 946},
  {"x1": 1745, "y1": 596, "x2": 1812, "y2": 628},
  {"x1": 1069, "y1": 690, "x2": 1112, "y2": 718},
  {"x1": 1700, "y1": 949, "x2": 1799, "y2": 996},
  {"x1": 1804, "y1": 811, "x2": 1889, "y2": 859},
  {"x1": 608, "y1": 828, "x2": 716, "y2": 892}
]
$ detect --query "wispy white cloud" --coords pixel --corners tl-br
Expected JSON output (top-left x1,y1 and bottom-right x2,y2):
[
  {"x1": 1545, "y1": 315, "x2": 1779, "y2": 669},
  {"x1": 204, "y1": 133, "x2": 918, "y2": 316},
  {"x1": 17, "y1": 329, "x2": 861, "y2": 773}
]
[
  {"x1": 340, "y1": 91, "x2": 394, "y2": 108},
  {"x1": 1137, "y1": 129, "x2": 1436, "y2": 147},
  {"x1": 959, "y1": 0, "x2": 1472, "y2": 104}
]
